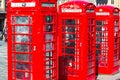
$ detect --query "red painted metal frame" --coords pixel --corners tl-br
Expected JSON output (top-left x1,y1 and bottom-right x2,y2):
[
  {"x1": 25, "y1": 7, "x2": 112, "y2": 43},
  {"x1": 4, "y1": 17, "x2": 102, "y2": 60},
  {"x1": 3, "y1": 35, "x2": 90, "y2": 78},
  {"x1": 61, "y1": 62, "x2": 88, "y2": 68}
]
[
  {"x1": 95, "y1": 6, "x2": 120, "y2": 74},
  {"x1": 58, "y1": 1, "x2": 96, "y2": 80},
  {"x1": 7, "y1": 0, "x2": 58, "y2": 80}
]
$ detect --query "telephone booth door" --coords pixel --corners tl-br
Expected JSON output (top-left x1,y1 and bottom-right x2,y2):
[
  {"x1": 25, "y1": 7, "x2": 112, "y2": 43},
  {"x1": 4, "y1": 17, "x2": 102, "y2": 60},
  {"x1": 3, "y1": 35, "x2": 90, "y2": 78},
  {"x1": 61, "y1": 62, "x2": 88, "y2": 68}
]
[
  {"x1": 95, "y1": 6, "x2": 119, "y2": 74},
  {"x1": 7, "y1": 12, "x2": 38, "y2": 80},
  {"x1": 7, "y1": 1, "x2": 41, "y2": 80},
  {"x1": 42, "y1": 13, "x2": 58, "y2": 80},
  {"x1": 59, "y1": 17, "x2": 81, "y2": 80},
  {"x1": 40, "y1": 1, "x2": 58, "y2": 79},
  {"x1": 58, "y1": 1, "x2": 96, "y2": 80}
]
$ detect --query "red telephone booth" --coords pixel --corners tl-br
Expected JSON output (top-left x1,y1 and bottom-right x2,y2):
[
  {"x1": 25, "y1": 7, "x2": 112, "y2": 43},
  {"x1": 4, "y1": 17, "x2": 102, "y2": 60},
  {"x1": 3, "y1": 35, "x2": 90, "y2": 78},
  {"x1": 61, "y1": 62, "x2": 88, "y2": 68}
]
[
  {"x1": 95, "y1": 6, "x2": 119, "y2": 74},
  {"x1": 7, "y1": 0, "x2": 58, "y2": 80},
  {"x1": 58, "y1": 1, "x2": 96, "y2": 80}
]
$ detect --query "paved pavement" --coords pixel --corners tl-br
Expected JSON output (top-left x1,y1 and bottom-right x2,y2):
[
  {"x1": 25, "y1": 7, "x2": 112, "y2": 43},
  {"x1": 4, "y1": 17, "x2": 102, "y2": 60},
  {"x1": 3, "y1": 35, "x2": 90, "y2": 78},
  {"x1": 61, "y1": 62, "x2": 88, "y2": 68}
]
[
  {"x1": 0, "y1": 40, "x2": 120, "y2": 80},
  {"x1": 0, "y1": 40, "x2": 7, "y2": 80},
  {"x1": 97, "y1": 72, "x2": 120, "y2": 80}
]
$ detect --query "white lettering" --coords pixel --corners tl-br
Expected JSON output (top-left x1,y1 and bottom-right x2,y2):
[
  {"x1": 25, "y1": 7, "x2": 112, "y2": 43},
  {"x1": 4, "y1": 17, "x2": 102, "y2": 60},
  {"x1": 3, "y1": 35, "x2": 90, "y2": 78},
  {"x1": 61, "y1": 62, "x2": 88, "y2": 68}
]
[
  {"x1": 11, "y1": 2, "x2": 36, "y2": 7},
  {"x1": 96, "y1": 12, "x2": 110, "y2": 16},
  {"x1": 62, "y1": 8, "x2": 82, "y2": 13}
]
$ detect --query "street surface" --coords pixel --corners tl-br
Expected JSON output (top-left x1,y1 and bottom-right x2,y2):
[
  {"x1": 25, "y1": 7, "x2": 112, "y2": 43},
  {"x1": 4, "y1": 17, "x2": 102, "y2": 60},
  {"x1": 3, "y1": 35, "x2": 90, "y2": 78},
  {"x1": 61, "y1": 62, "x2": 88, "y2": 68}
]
[
  {"x1": 0, "y1": 40, "x2": 7, "y2": 80},
  {"x1": 0, "y1": 40, "x2": 120, "y2": 80}
]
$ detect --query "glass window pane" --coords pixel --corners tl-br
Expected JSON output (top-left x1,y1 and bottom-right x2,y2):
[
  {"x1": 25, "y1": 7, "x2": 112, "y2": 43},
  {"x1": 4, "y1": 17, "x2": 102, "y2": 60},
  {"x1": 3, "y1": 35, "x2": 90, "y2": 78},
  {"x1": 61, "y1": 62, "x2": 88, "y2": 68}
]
[
  {"x1": 46, "y1": 15, "x2": 52, "y2": 23},
  {"x1": 16, "y1": 72, "x2": 30, "y2": 79},
  {"x1": 16, "y1": 16, "x2": 28, "y2": 24},
  {"x1": 46, "y1": 34, "x2": 53, "y2": 41},
  {"x1": 65, "y1": 56, "x2": 75, "y2": 67},
  {"x1": 46, "y1": 43, "x2": 53, "y2": 50},
  {"x1": 66, "y1": 34, "x2": 76, "y2": 40},
  {"x1": 16, "y1": 44, "x2": 29, "y2": 52},
  {"x1": 16, "y1": 63, "x2": 29, "y2": 70},
  {"x1": 66, "y1": 26, "x2": 76, "y2": 32},
  {"x1": 16, "y1": 72, "x2": 25, "y2": 79},
  {"x1": 65, "y1": 48, "x2": 75, "y2": 54},
  {"x1": 16, "y1": 54, "x2": 29, "y2": 61},
  {"x1": 16, "y1": 26, "x2": 29, "y2": 34},
  {"x1": 46, "y1": 24, "x2": 52, "y2": 32},
  {"x1": 65, "y1": 41, "x2": 75, "y2": 47},
  {"x1": 16, "y1": 35, "x2": 29, "y2": 43},
  {"x1": 66, "y1": 20, "x2": 76, "y2": 25}
]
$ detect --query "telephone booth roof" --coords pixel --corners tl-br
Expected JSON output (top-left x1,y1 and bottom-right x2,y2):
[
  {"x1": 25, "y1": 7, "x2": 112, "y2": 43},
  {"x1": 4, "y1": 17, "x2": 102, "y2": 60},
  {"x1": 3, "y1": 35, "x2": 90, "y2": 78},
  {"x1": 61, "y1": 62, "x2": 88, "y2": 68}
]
[
  {"x1": 59, "y1": 0, "x2": 95, "y2": 13},
  {"x1": 96, "y1": 6, "x2": 119, "y2": 14}
]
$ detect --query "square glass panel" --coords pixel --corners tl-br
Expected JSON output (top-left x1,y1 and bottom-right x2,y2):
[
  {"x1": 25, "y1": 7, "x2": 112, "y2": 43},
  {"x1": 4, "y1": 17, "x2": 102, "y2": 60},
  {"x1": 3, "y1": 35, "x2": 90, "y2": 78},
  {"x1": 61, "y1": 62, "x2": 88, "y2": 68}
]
[
  {"x1": 16, "y1": 44, "x2": 29, "y2": 52},
  {"x1": 46, "y1": 52, "x2": 53, "y2": 57},
  {"x1": 46, "y1": 24, "x2": 53, "y2": 32},
  {"x1": 45, "y1": 34, "x2": 53, "y2": 41},
  {"x1": 16, "y1": 72, "x2": 25, "y2": 79},
  {"x1": 16, "y1": 35, "x2": 29, "y2": 43},
  {"x1": 65, "y1": 48, "x2": 75, "y2": 54},
  {"x1": 16, "y1": 26, "x2": 29, "y2": 34},
  {"x1": 16, "y1": 63, "x2": 29, "y2": 70},
  {"x1": 65, "y1": 56, "x2": 75, "y2": 67},
  {"x1": 46, "y1": 43, "x2": 53, "y2": 50},
  {"x1": 66, "y1": 34, "x2": 76, "y2": 40},
  {"x1": 16, "y1": 54, "x2": 29, "y2": 62},
  {"x1": 16, "y1": 16, "x2": 28, "y2": 24},
  {"x1": 66, "y1": 20, "x2": 76, "y2": 25},
  {"x1": 65, "y1": 26, "x2": 76, "y2": 32},
  {"x1": 65, "y1": 41, "x2": 75, "y2": 47}
]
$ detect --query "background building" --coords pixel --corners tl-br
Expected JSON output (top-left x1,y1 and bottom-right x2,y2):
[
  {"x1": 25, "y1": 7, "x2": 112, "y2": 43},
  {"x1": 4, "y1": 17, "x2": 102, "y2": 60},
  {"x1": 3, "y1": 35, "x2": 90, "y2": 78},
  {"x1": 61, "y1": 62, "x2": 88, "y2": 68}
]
[
  {"x1": 0, "y1": 0, "x2": 6, "y2": 40},
  {"x1": 58, "y1": 0, "x2": 120, "y2": 9}
]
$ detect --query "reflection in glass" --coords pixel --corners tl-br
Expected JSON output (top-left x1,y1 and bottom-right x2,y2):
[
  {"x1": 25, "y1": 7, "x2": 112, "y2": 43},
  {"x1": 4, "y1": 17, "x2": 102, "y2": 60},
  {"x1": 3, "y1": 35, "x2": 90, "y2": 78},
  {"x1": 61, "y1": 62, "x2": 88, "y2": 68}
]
[
  {"x1": 46, "y1": 70, "x2": 52, "y2": 78},
  {"x1": 114, "y1": 20, "x2": 118, "y2": 26},
  {"x1": 46, "y1": 43, "x2": 53, "y2": 50},
  {"x1": 96, "y1": 44, "x2": 100, "y2": 48},
  {"x1": 16, "y1": 72, "x2": 25, "y2": 79},
  {"x1": 65, "y1": 48, "x2": 75, "y2": 54},
  {"x1": 16, "y1": 54, "x2": 28, "y2": 61},
  {"x1": 96, "y1": 21, "x2": 104, "y2": 25},
  {"x1": 16, "y1": 35, "x2": 29, "y2": 43},
  {"x1": 96, "y1": 27, "x2": 101, "y2": 31},
  {"x1": 96, "y1": 38, "x2": 101, "y2": 42},
  {"x1": 46, "y1": 34, "x2": 53, "y2": 41},
  {"x1": 16, "y1": 16, "x2": 28, "y2": 24},
  {"x1": 65, "y1": 26, "x2": 75, "y2": 32},
  {"x1": 66, "y1": 34, "x2": 76, "y2": 40},
  {"x1": 65, "y1": 56, "x2": 75, "y2": 67},
  {"x1": 46, "y1": 25, "x2": 52, "y2": 32},
  {"x1": 114, "y1": 27, "x2": 118, "y2": 32},
  {"x1": 16, "y1": 72, "x2": 30, "y2": 79},
  {"x1": 65, "y1": 41, "x2": 75, "y2": 47},
  {"x1": 46, "y1": 52, "x2": 52, "y2": 57},
  {"x1": 16, "y1": 44, "x2": 29, "y2": 52},
  {"x1": 16, "y1": 26, "x2": 29, "y2": 34},
  {"x1": 66, "y1": 20, "x2": 75, "y2": 25},
  {"x1": 96, "y1": 50, "x2": 100, "y2": 54},
  {"x1": 46, "y1": 61, "x2": 53, "y2": 66},
  {"x1": 16, "y1": 63, "x2": 29, "y2": 70}
]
